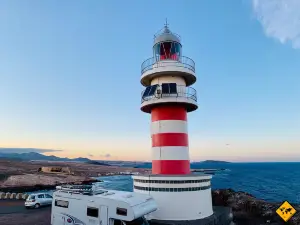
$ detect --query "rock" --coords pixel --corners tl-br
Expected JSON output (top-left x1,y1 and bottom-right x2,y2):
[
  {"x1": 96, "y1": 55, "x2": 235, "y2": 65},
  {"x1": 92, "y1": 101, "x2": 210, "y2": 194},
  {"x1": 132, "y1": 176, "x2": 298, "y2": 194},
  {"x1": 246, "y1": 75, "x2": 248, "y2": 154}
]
[
  {"x1": 22, "y1": 193, "x2": 29, "y2": 200},
  {"x1": 16, "y1": 193, "x2": 23, "y2": 199},
  {"x1": 0, "y1": 174, "x2": 99, "y2": 193},
  {"x1": 0, "y1": 192, "x2": 5, "y2": 199},
  {"x1": 212, "y1": 189, "x2": 300, "y2": 225},
  {"x1": 0, "y1": 174, "x2": 89, "y2": 188},
  {"x1": 10, "y1": 193, "x2": 16, "y2": 199},
  {"x1": 5, "y1": 192, "x2": 11, "y2": 199}
]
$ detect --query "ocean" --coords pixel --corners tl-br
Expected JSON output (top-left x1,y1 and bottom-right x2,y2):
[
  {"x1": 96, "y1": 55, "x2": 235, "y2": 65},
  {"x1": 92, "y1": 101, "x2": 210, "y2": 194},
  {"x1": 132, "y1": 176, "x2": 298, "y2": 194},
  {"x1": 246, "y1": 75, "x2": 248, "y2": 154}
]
[{"x1": 96, "y1": 162, "x2": 300, "y2": 204}]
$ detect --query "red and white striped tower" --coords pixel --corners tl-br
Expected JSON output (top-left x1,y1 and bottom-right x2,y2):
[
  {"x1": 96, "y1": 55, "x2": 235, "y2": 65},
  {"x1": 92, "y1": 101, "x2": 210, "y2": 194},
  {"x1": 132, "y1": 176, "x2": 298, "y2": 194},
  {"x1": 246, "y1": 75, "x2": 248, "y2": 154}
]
[
  {"x1": 151, "y1": 105, "x2": 190, "y2": 174},
  {"x1": 133, "y1": 23, "x2": 214, "y2": 223}
]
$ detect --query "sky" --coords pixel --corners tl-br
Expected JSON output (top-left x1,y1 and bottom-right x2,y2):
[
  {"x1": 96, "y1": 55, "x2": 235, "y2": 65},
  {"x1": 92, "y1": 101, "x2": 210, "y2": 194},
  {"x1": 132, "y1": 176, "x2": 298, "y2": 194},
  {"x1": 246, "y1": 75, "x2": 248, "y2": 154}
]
[{"x1": 0, "y1": 0, "x2": 299, "y2": 162}]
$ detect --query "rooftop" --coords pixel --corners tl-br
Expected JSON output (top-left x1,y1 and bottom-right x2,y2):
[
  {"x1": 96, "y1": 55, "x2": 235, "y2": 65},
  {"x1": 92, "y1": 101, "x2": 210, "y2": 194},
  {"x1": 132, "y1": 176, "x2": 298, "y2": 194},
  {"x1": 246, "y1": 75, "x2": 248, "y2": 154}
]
[
  {"x1": 94, "y1": 190, "x2": 154, "y2": 206},
  {"x1": 56, "y1": 185, "x2": 154, "y2": 207}
]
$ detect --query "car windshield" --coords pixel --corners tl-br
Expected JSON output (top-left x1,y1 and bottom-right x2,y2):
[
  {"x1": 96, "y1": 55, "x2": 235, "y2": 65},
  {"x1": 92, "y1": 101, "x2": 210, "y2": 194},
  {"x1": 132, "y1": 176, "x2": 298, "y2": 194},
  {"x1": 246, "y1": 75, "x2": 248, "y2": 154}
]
[
  {"x1": 124, "y1": 217, "x2": 148, "y2": 225},
  {"x1": 27, "y1": 195, "x2": 35, "y2": 200}
]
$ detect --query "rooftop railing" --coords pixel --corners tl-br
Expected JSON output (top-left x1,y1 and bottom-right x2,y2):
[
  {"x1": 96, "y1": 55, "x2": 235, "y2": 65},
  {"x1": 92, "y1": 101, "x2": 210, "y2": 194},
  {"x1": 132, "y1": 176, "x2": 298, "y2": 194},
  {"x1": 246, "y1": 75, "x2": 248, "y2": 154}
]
[
  {"x1": 141, "y1": 56, "x2": 195, "y2": 75},
  {"x1": 141, "y1": 84, "x2": 197, "y2": 104}
]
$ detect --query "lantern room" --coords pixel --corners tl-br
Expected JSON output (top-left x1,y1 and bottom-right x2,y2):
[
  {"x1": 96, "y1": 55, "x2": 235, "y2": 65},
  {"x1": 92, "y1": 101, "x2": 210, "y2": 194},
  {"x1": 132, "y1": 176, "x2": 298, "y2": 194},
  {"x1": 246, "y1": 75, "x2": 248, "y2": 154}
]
[{"x1": 153, "y1": 25, "x2": 182, "y2": 61}]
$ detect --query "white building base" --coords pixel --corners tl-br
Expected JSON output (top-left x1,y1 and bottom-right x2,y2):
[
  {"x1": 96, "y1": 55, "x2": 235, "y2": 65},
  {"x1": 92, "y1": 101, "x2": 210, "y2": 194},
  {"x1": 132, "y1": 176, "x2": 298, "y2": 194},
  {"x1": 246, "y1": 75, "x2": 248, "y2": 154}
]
[
  {"x1": 132, "y1": 174, "x2": 213, "y2": 221},
  {"x1": 149, "y1": 206, "x2": 233, "y2": 225}
]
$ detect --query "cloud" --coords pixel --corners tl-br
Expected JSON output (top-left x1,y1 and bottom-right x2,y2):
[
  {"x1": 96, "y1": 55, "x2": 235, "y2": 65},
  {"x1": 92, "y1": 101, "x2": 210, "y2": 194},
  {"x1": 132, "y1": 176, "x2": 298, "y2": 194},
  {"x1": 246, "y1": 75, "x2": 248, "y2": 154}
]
[
  {"x1": 252, "y1": 0, "x2": 300, "y2": 49},
  {"x1": 99, "y1": 153, "x2": 111, "y2": 158},
  {"x1": 0, "y1": 148, "x2": 63, "y2": 154}
]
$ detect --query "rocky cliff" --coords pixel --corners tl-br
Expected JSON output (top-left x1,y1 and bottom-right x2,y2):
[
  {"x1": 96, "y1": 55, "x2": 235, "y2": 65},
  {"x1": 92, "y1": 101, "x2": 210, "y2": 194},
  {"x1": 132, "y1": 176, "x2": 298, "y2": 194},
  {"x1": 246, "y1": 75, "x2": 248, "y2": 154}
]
[{"x1": 212, "y1": 189, "x2": 299, "y2": 225}]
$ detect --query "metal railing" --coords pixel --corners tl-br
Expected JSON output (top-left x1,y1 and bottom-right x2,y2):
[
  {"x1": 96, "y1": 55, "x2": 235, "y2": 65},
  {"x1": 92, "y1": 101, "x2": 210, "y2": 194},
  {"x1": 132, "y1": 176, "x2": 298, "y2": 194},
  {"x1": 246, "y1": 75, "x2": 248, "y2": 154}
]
[
  {"x1": 141, "y1": 85, "x2": 197, "y2": 104},
  {"x1": 141, "y1": 56, "x2": 195, "y2": 74},
  {"x1": 56, "y1": 185, "x2": 107, "y2": 195}
]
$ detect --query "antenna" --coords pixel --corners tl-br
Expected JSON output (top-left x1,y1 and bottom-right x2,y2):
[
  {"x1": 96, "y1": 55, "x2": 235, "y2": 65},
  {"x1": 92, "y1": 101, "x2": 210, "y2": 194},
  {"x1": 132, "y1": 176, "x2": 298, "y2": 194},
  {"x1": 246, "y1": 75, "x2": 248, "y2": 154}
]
[{"x1": 164, "y1": 18, "x2": 169, "y2": 28}]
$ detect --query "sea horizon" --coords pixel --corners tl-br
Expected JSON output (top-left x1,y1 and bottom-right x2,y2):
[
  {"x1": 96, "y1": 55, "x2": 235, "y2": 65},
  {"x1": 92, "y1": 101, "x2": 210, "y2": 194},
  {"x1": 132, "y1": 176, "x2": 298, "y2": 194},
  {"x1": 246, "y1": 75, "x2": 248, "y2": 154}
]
[{"x1": 97, "y1": 162, "x2": 300, "y2": 204}]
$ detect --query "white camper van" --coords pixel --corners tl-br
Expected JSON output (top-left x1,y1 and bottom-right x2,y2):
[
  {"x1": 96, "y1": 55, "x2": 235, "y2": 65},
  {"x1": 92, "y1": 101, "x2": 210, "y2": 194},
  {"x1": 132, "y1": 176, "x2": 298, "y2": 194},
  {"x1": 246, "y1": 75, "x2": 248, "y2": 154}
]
[{"x1": 51, "y1": 185, "x2": 157, "y2": 225}]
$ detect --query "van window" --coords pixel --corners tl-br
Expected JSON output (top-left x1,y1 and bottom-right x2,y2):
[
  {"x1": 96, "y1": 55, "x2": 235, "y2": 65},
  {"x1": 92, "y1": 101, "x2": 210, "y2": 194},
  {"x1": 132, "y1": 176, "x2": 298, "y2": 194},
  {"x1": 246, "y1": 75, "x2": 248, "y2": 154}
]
[
  {"x1": 116, "y1": 207, "x2": 127, "y2": 216},
  {"x1": 55, "y1": 200, "x2": 69, "y2": 208},
  {"x1": 87, "y1": 207, "x2": 98, "y2": 218}
]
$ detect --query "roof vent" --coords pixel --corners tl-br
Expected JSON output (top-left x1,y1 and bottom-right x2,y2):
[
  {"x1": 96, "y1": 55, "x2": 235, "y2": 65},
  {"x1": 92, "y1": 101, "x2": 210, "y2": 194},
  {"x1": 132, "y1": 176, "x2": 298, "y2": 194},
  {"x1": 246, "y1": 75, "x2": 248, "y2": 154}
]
[
  {"x1": 124, "y1": 194, "x2": 133, "y2": 198},
  {"x1": 103, "y1": 192, "x2": 115, "y2": 196}
]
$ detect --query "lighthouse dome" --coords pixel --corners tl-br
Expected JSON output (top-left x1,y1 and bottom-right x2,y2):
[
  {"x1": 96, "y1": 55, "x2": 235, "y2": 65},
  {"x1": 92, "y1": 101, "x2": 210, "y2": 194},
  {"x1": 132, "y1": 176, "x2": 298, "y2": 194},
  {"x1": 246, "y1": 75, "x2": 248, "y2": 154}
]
[
  {"x1": 154, "y1": 26, "x2": 181, "y2": 45},
  {"x1": 153, "y1": 25, "x2": 182, "y2": 61}
]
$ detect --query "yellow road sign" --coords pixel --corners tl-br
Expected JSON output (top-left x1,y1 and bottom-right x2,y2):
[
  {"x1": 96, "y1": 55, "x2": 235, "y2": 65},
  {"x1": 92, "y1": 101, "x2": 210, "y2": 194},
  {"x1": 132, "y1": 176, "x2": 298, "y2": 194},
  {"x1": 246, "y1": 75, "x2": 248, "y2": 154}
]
[{"x1": 276, "y1": 201, "x2": 297, "y2": 222}]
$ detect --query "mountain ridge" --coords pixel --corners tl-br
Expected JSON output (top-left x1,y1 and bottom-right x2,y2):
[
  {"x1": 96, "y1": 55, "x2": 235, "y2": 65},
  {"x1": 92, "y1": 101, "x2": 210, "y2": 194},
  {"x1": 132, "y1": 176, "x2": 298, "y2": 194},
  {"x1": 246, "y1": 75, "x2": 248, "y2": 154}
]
[{"x1": 0, "y1": 152, "x2": 111, "y2": 166}]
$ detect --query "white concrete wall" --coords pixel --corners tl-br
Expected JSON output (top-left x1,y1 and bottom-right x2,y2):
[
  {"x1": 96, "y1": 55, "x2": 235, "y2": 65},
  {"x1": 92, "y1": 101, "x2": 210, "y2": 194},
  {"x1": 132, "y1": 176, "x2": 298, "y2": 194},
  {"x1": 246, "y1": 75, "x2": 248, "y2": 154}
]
[
  {"x1": 150, "y1": 76, "x2": 186, "y2": 86},
  {"x1": 134, "y1": 188, "x2": 213, "y2": 220},
  {"x1": 141, "y1": 62, "x2": 196, "y2": 87},
  {"x1": 132, "y1": 175, "x2": 213, "y2": 220}
]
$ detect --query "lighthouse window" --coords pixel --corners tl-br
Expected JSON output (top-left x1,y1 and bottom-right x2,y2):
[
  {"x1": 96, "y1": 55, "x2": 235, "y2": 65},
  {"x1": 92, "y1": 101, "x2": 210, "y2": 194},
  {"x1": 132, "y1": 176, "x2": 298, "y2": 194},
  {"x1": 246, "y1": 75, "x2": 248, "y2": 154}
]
[
  {"x1": 169, "y1": 83, "x2": 177, "y2": 94},
  {"x1": 134, "y1": 179, "x2": 211, "y2": 183},
  {"x1": 134, "y1": 185, "x2": 211, "y2": 192},
  {"x1": 154, "y1": 42, "x2": 181, "y2": 61},
  {"x1": 161, "y1": 83, "x2": 177, "y2": 94}
]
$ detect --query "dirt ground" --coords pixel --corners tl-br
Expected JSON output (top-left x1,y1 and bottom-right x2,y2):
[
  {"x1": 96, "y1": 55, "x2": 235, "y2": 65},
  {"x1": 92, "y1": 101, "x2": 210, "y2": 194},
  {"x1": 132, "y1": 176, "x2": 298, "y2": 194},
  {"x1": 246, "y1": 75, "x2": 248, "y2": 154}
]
[
  {"x1": 0, "y1": 159, "x2": 149, "y2": 178},
  {"x1": 0, "y1": 159, "x2": 150, "y2": 189}
]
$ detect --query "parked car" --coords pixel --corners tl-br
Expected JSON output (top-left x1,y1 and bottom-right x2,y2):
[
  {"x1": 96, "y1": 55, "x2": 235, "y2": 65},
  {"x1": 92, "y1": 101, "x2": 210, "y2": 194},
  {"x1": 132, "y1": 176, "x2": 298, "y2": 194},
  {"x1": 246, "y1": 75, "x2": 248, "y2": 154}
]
[{"x1": 25, "y1": 193, "x2": 53, "y2": 209}]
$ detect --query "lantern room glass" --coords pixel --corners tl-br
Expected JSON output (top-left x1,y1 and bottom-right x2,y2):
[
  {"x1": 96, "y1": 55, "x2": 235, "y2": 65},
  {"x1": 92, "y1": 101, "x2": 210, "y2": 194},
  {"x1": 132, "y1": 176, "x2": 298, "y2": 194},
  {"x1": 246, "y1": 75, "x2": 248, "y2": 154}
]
[{"x1": 153, "y1": 42, "x2": 182, "y2": 61}]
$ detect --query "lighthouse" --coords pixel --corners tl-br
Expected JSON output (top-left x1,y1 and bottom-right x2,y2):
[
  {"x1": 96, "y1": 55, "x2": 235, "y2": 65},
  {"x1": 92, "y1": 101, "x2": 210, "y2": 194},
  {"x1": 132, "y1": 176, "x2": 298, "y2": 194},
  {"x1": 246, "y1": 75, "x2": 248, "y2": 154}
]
[{"x1": 132, "y1": 23, "x2": 214, "y2": 223}]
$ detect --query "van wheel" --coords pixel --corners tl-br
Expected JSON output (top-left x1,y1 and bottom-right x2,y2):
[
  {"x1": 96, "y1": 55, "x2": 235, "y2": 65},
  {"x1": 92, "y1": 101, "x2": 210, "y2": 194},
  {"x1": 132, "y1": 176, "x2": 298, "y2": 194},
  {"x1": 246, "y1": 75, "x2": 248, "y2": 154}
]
[{"x1": 34, "y1": 203, "x2": 40, "y2": 209}]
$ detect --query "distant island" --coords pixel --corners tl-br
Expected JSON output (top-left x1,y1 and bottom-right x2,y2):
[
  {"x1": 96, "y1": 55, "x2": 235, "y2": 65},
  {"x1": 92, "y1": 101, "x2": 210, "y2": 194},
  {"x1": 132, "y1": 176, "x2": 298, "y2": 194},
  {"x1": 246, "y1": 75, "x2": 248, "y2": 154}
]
[
  {"x1": 0, "y1": 151, "x2": 231, "y2": 168},
  {"x1": 197, "y1": 160, "x2": 231, "y2": 164}
]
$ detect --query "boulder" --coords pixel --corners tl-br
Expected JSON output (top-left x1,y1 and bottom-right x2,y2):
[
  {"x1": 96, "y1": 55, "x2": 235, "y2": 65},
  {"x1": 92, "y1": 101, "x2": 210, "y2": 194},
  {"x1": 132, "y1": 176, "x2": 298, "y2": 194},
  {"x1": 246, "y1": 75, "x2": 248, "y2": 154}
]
[
  {"x1": 16, "y1": 193, "x2": 23, "y2": 199},
  {"x1": 10, "y1": 193, "x2": 16, "y2": 199},
  {"x1": 212, "y1": 189, "x2": 300, "y2": 225},
  {"x1": 5, "y1": 192, "x2": 11, "y2": 199},
  {"x1": 22, "y1": 193, "x2": 29, "y2": 200},
  {"x1": 0, "y1": 192, "x2": 5, "y2": 199}
]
